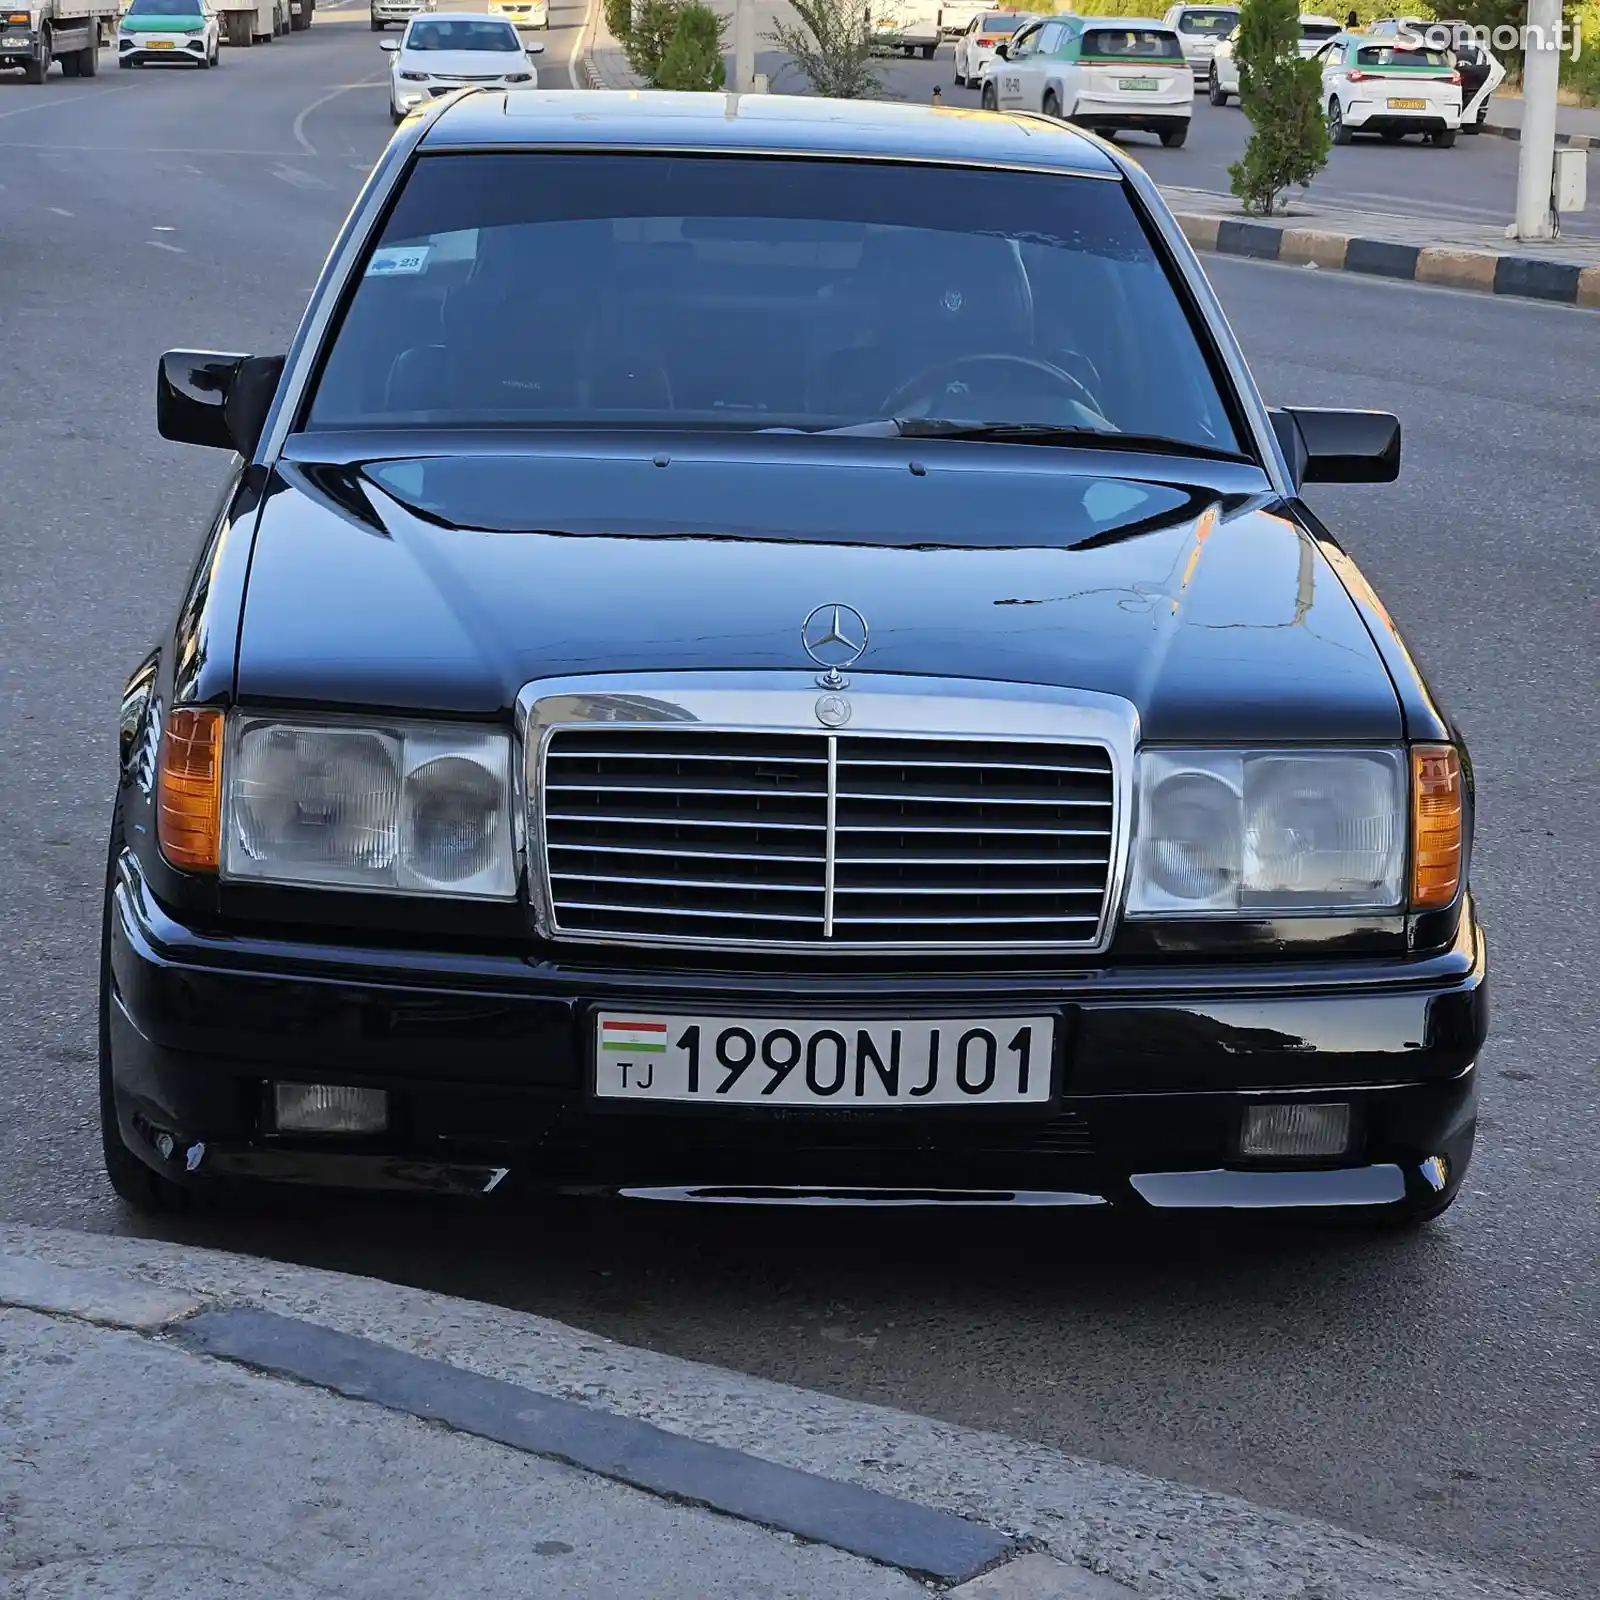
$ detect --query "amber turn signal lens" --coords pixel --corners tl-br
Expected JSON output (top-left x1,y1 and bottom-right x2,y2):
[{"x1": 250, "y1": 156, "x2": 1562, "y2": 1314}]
[
  {"x1": 158, "y1": 708, "x2": 224, "y2": 873},
  {"x1": 1410, "y1": 744, "x2": 1462, "y2": 910}
]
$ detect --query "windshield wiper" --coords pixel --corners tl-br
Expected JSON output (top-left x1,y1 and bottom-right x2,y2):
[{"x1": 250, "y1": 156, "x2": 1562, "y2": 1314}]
[{"x1": 886, "y1": 419, "x2": 1252, "y2": 463}]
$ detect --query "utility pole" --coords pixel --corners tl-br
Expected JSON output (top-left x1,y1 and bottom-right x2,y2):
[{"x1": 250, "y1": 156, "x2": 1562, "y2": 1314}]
[
  {"x1": 1510, "y1": 0, "x2": 1562, "y2": 240},
  {"x1": 732, "y1": 0, "x2": 755, "y2": 91}
]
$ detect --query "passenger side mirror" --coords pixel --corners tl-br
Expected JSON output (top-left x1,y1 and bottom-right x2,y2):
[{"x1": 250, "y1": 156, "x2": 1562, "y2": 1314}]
[
  {"x1": 380, "y1": 37, "x2": 399, "y2": 49},
  {"x1": 994, "y1": 40, "x2": 1009, "y2": 56},
  {"x1": 157, "y1": 350, "x2": 286, "y2": 459},
  {"x1": 526, "y1": 39, "x2": 544, "y2": 52},
  {"x1": 1269, "y1": 406, "x2": 1401, "y2": 487}
]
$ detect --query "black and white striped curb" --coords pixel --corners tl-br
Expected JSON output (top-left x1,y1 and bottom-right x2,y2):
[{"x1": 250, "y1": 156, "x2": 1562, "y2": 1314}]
[
  {"x1": 1173, "y1": 209, "x2": 1600, "y2": 306},
  {"x1": 1481, "y1": 121, "x2": 1600, "y2": 150},
  {"x1": 0, "y1": 1252, "x2": 1130, "y2": 1598}
]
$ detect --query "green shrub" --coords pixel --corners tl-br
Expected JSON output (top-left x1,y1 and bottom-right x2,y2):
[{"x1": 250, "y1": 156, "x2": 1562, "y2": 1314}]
[
  {"x1": 766, "y1": 0, "x2": 881, "y2": 98},
  {"x1": 1229, "y1": 0, "x2": 1330, "y2": 214},
  {"x1": 603, "y1": 0, "x2": 632, "y2": 45},
  {"x1": 625, "y1": 0, "x2": 682, "y2": 80},
  {"x1": 656, "y1": 0, "x2": 727, "y2": 88}
]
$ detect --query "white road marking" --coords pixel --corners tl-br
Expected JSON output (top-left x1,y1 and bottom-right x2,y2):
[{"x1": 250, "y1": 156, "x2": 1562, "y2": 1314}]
[
  {"x1": 147, "y1": 239, "x2": 185, "y2": 253},
  {"x1": 152, "y1": 224, "x2": 177, "y2": 231},
  {"x1": 272, "y1": 163, "x2": 333, "y2": 190},
  {"x1": 47, "y1": 206, "x2": 72, "y2": 217},
  {"x1": 0, "y1": 83, "x2": 141, "y2": 123},
  {"x1": 292, "y1": 77, "x2": 386, "y2": 158},
  {"x1": 568, "y1": 0, "x2": 594, "y2": 88}
]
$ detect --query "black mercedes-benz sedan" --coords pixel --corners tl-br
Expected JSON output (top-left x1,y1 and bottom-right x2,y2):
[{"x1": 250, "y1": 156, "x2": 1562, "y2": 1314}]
[{"x1": 104, "y1": 90, "x2": 1486, "y2": 1225}]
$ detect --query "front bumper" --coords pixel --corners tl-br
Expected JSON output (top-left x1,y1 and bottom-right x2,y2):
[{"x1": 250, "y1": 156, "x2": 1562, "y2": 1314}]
[
  {"x1": 119, "y1": 34, "x2": 209, "y2": 60},
  {"x1": 106, "y1": 853, "x2": 1486, "y2": 1211}
]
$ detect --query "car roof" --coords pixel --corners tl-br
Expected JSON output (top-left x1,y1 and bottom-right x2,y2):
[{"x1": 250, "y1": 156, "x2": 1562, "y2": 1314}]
[{"x1": 421, "y1": 91, "x2": 1125, "y2": 177}]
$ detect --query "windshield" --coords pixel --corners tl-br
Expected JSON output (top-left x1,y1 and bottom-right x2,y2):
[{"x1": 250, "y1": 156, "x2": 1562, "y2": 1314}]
[
  {"x1": 1176, "y1": 10, "x2": 1238, "y2": 36},
  {"x1": 306, "y1": 153, "x2": 1240, "y2": 454},
  {"x1": 1356, "y1": 44, "x2": 1451, "y2": 66},
  {"x1": 1081, "y1": 27, "x2": 1185, "y2": 58},
  {"x1": 126, "y1": 0, "x2": 202, "y2": 14},
  {"x1": 403, "y1": 18, "x2": 520, "y2": 49},
  {"x1": 1300, "y1": 20, "x2": 1340, "y2": 38},
  {"x1": 981, "y1": 13, "x2": 1027, "y2": 30}
]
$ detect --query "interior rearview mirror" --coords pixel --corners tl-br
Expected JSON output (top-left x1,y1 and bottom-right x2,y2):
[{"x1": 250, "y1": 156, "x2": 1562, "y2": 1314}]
[
  {"x1": 157, "y1": 351, "x2": 286, "y2": 459},
  {"x1": 380, "y1": 37, "x2": 399, "y2": 49},
  {"x1": 1269, "y1": 406, "x2": 1401, "y2": 487}
]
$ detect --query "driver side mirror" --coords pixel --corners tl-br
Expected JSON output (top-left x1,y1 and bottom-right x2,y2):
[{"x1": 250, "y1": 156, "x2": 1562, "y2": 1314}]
[
  {"x1": 1269, "y1": 406, "x2": 1401, "y2": 487},
  {"x1": 157, "y1": 351, "x2": 286, "y2": 459},
  {"x1": 380, "y1": 36, "x2": 399, "y2": 49},
  {"x1": 994, "y1": 40, "x2": 1009, "y2": 56}
]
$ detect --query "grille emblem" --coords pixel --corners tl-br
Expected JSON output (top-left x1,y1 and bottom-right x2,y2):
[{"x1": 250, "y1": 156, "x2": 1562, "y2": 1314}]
[
  {"x1": 814, "y1": 693, "x2": 851, "y2": 728},
  {"x1": 800, "y1": 602, "x2": 869, "y2": 690}
]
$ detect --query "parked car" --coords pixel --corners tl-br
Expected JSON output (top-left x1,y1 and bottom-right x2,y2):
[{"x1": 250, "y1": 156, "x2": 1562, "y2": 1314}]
[
  {"x1": 370, "y1": 0, "x2": 433, "y2": 30},
  {"x1": 1160, "y1": 3, "x2": 1238, "y2": 74},
  {"x1": 382, "y1": 13, "x2": 541, "y2": 123},
  {"x1": 871, "y1": 0, "x2": 942, "y2": 57},
  {"x1": 116, "y1": 0, "x2": 220, "y2": 66},
  {"x1": 984, "y1": 15, "x2": 1193, "y2": 147},
  {"x1": 1206, "y1": 11, "x2": 1340, "y2": 104},
  {"x1": 1314, "y1": 29, "x2": 1462, "y2": 146},
  {"x1": 1367, "y1": 16, "x2": 1502, "y2": 131},
  {"x1": 108, "y1": 89, "x2": 1485, "y2": 1229},
  {"x1": 952, "y1": 10, "x2": 1032, "y2": 87}
]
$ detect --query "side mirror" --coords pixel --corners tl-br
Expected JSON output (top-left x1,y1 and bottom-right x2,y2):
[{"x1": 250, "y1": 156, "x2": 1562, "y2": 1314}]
[
  {"x1": 994, "y1": 40, "x2": 1008, "y2": 56},
  {"x1": 1269, "y1": 406, "x2": 1401, "y2": 487},
  {"x1": 526, "y1": 40, "x2": 544, "y2": 52},
  {"x1": 380, "y1": 37, "x2": 399, "y2": 49},
  {"x1": 157, "y1": 350, "x2": 286, "y2": 458}
]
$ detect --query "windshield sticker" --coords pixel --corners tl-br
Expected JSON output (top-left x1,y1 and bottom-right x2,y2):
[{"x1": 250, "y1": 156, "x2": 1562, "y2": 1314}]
[{"x1": 365, "y1": 245, "x2": 432, "y2": 278}]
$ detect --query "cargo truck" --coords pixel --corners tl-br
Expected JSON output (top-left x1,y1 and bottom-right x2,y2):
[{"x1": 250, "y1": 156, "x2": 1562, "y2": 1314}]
[
  {"x1": 0, "y1": 0, "x2": 117, "y2": 80},
  {"x1": 214, "y1": 0, "x2": 292, "y2": 46}
]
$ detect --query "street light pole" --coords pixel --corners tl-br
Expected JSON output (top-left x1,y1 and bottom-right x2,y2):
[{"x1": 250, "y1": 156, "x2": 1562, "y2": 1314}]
[
  {"x1": 1511, "y1": 0, "x2": 1563, "y2": 239},
  {"x1": 732, "y1": 0, "x2": 755, "y2": 91}
]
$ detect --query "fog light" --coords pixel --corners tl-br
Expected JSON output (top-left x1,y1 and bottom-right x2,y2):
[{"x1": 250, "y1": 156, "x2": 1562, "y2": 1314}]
[
  {"x1": 1240, "y1": 1102, "x2": 1352, "y2": 1159},
  {"x1": 273, "y1": 1083, "x2": 389, "y2": 1135}
]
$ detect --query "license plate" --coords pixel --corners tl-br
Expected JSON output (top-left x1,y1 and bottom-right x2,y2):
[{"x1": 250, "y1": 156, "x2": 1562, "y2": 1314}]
[
  {"x1": 1, "y1": 34, "x2": 28, "y2": 45},
  {"x1": 1387, "y1": 97, "x2": 1425, "y2": 110},
  {"x1": 147, "y1": 38, "x2": 174, "y2": 45},
  {"x1": 1119, "y1": 76, "x2": 1158, "y2": 90},
  {"x1": 594, "y1": 1012, "x2": 1054, "y2": 1108}
]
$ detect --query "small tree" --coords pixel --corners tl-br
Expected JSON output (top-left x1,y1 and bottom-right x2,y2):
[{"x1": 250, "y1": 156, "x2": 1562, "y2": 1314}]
[
  {"x1": 602, "y1": 0, "x2": 632, "y2": 47},
  {"x1": 767, "y1": 0, "x2": 882, "y2": 98},
  {"x1": 1228, "y1": 0, "x2": 1329, "y2": 215},
  {"x1": 625, "y1": 0, "x2": 683, "y2": 81},
  {"x1": 656, "y1": 0, "x2": 727, "y2": 89}
]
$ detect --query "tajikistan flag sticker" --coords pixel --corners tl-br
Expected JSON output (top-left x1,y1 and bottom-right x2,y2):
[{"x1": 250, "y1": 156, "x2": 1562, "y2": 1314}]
[{"x1": 600, "y1": 1017, "x2": 668, "y2": 1053}]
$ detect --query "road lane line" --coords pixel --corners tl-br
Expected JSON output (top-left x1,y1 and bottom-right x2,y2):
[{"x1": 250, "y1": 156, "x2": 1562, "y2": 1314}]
[
  {"x1": 292, "y1": 76, "x2": 385, "y2": 158},
  {"x1": 146, "y1": 239, "x2": 185, "y2": 253},
  {"x1": 0, "y1": 83, "x2": 145, "y2": 122}
]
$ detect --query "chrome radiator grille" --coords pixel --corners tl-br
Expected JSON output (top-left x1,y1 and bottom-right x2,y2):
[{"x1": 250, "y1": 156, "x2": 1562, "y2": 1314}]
[{"x1": 538, "y1": 728, "x2": 1116, "y2": 950}]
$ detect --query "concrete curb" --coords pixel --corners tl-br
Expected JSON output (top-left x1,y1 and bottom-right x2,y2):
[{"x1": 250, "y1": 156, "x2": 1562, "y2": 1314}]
[
  {"x1": 1173, "y1": 209, "x2": 1600, "y2": 307},
  {"x1": 0, "y1": 1225, "x2": 1565, "y2": 1600},
  {"x1": 0, "y1": 1247, "x2": 1122, "y2": 1596},
  {"x1": 1481, "y1": 120, "x2": 1600, "y2": 149}
]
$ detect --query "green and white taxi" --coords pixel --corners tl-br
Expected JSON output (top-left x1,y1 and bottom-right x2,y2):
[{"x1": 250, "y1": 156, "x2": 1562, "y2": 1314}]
[
  {"x1": 118, "y1": 0, "x2": 220, "y2": 65},
  {"x1": 1314, "y1": 30, "x2": 1462, "y2": 146},
  {"x1": 981, "y1": 14, "x2": 1193, "y2": 148}
]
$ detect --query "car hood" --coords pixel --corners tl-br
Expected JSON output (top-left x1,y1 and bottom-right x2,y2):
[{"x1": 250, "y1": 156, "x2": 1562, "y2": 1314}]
[
  {"x1": 236, "y1": 435, "x2": 1401, "y2": 742},
  {"x1": 398, "y1": 47, "x2": 523, "y2": 74}
]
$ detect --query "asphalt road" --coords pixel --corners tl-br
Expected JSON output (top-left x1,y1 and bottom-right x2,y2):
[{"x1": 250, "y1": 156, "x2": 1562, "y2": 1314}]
[
  {"x1": 752, "y1": 36, "x2": 1600, "y2": 241},
  {"x1": 0, "y1": 17, "x2": 1596, "y2": 1598}
]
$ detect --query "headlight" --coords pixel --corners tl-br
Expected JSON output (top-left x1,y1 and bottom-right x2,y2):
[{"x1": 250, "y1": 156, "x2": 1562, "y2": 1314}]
[
  {"x1": 399, "y1": 67, "x2": 428, "y2": 79},
  {"x1": 505, "y1": 70, "x2": 532, "y2": 80},
  {"x1": 223, "y1": 716, "x2": 516, "y2": 899},
  {"x1": 1127, "y1": 748, "x2": 1405, "y2": 916}
]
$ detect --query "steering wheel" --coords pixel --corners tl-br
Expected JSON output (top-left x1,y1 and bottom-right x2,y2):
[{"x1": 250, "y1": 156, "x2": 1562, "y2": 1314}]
[{"x1": 878, "y1": 352, "x2": 1104, "y2": 422}]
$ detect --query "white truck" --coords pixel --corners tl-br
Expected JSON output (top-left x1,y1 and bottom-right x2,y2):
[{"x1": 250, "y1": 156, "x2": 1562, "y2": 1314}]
[
  {"x1": 214, "y1": 0, "x2": 298, "y2": 47},
  {"x1": 0, "y1": 0, "x2": 118, "y2": 80},
  {"x1": 937, "y1": 0, "x2": 987, "y2": 39},
  {"x1": 869, "y1": 0, "x2": 941, "y2": 57}
]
